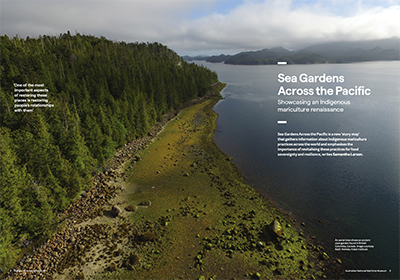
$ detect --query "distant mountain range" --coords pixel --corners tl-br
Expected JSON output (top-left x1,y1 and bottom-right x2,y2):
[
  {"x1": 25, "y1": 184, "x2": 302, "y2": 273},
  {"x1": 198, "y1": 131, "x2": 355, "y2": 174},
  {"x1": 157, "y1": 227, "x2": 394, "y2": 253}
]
[{"x1": 182, "y1": 38, "x2": 399, "y2": 65}]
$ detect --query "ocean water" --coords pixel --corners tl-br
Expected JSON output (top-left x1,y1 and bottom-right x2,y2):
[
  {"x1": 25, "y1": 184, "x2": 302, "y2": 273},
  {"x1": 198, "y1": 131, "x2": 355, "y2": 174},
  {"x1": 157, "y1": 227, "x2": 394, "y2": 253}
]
[{"x1": 196, "y1": 61, "x2": 400, "y2": 279}]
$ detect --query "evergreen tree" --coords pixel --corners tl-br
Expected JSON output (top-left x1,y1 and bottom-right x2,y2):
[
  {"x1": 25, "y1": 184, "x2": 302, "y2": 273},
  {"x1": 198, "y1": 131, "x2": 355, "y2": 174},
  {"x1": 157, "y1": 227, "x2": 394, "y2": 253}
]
[{"x1": 0, "y1": 33, "x2": 219, "y2": 270}]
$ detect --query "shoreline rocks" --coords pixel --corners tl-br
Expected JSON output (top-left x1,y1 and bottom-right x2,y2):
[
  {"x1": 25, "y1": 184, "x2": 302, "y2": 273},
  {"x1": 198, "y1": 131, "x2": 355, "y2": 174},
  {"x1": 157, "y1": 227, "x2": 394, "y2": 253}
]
[{"x1": 4, "y1": 83, "x2": 223, "y2": 280}]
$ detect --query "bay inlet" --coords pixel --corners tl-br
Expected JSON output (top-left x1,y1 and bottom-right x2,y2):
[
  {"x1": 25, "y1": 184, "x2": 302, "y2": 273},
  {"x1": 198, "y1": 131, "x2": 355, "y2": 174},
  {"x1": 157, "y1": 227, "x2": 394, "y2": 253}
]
[{"x1": 196, "y1": 61, "x2": 400, "y2": 279}]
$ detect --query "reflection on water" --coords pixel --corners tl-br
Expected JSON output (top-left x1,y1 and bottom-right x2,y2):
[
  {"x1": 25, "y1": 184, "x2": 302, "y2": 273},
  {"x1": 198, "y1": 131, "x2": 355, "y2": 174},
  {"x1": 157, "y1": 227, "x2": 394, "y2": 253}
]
[{"x1": 197, "y1": 61, "x2": 400, "y2": 279}]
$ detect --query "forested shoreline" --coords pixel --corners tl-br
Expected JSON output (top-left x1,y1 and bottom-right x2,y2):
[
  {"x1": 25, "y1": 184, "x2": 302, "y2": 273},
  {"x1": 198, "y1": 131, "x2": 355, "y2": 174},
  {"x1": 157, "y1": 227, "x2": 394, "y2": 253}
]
[{"x1": 0, "y1": 33, "x2": 218, "y2": 269}]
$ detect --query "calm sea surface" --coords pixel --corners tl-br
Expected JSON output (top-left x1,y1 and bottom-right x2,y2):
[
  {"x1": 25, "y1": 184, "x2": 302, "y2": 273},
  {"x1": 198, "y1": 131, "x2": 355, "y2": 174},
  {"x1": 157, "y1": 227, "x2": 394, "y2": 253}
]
[{"x1": 196, "y1": 61, "x2": 400, "y2": 279}]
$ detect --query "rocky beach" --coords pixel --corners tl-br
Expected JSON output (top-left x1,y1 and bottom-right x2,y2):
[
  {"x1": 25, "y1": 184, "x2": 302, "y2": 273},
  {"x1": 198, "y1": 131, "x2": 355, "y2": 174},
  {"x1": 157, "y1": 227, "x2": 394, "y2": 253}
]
[{"x1": 4, "y1": 83, "x2": 341, "y2": 280}]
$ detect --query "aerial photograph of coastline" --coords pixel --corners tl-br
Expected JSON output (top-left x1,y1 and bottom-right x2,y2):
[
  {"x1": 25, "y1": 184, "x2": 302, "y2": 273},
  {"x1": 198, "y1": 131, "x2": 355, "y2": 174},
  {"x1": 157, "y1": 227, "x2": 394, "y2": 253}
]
[{"x1": 1, "y1": 0, "x2": 399, "y2": 279}]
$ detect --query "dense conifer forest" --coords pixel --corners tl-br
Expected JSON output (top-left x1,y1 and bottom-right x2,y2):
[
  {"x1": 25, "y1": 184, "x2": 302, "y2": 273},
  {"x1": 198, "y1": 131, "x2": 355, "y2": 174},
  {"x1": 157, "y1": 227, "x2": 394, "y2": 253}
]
[{"x1": 0, "y1": 33, "x2": 218, "y2": 267}]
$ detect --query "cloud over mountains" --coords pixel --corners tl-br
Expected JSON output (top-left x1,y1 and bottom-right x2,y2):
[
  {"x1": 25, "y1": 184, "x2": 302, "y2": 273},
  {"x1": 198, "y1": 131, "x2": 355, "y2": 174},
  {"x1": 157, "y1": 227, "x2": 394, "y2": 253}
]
[{"x1": 1, "y1": 0, "x2": 399, "y2": 55}]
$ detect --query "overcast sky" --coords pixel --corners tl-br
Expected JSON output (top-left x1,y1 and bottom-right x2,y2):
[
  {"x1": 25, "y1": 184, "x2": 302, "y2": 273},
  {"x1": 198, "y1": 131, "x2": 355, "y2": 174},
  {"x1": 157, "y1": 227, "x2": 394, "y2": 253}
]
[{"x1": 1, "y1": 0, "x2": 399, "y2": 55}]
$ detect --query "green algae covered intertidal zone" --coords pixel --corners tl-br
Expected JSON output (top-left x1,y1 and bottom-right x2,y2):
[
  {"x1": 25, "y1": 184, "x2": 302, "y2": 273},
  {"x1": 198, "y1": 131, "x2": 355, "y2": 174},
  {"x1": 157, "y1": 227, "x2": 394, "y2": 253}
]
[{"x1": 98, "y1": 87, "x2": 330, "y2": 279}]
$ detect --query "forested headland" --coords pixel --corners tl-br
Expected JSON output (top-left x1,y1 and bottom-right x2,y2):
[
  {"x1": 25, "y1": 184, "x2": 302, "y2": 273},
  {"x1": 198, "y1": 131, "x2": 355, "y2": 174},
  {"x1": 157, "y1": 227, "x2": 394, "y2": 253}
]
[{"x1": 0, "y1": 33, "x2": 218, "y2": 269}]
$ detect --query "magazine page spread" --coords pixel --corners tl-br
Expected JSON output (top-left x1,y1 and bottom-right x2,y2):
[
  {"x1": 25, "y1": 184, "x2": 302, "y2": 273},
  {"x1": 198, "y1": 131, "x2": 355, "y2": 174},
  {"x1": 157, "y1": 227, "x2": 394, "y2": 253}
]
[{"x1": 1, "y1": 1, "x2": 399, "y2": 279}]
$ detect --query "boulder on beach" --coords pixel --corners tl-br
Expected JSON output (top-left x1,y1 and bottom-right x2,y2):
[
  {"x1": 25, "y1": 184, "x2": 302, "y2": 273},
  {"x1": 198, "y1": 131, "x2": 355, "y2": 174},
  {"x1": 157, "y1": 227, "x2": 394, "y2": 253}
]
[
  {"x1": 268, "y1": 219, "x2": 283, "y2": 237},
  {"x1": 139, "y1": 232, "x2": 155, "y2": 242},
  {"x1": 139, "y1": 200, "x2": 151, "y2": 206},
  {"x1": 111, "y1": 205, "x2": 121, "y2": 217},
  {"x1": 125, "y1": 205, "x2": 137, "y2": 212},
  {"x1": 128, "y1": 253, "x2": 141, "y2": 265}
]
